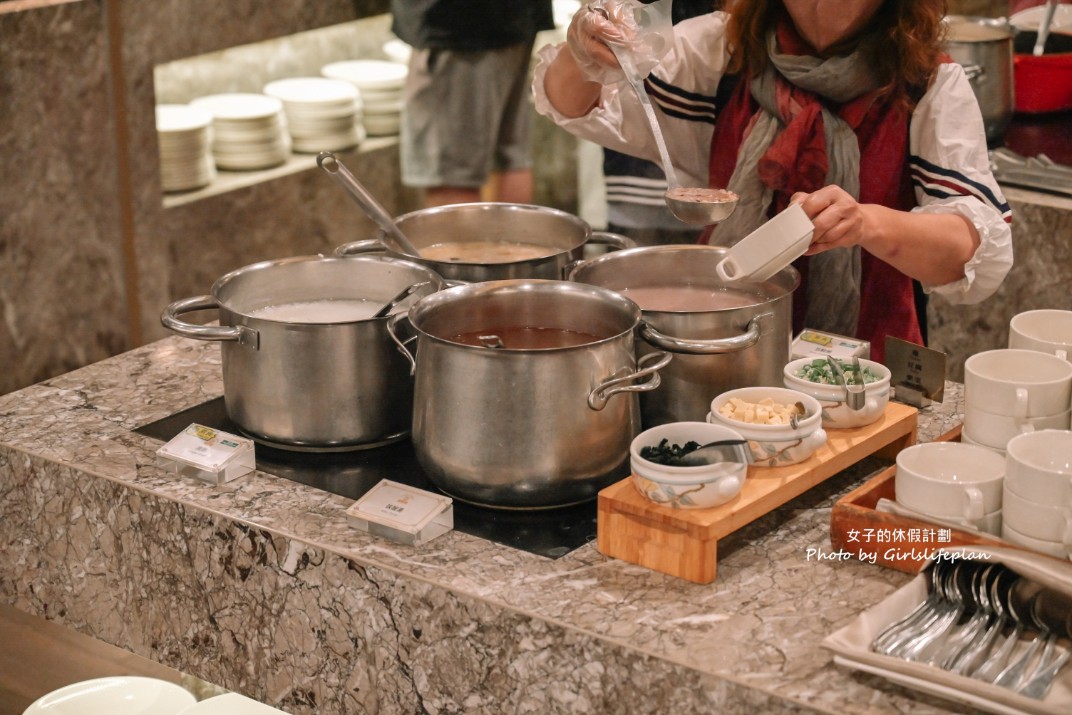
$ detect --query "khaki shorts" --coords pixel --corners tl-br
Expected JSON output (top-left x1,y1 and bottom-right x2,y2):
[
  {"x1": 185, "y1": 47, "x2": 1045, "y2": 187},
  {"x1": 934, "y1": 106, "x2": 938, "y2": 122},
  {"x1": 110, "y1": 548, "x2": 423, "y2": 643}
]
[{"x1": 400, "y1": 41, "x2": 534, "y2": 189}]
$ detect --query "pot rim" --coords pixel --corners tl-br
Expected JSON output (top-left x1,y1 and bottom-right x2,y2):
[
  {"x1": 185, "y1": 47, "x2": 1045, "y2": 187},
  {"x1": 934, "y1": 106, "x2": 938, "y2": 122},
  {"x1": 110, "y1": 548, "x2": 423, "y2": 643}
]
[{"x1": 406, "y1": 278, "x2": 643, "y2": 350}]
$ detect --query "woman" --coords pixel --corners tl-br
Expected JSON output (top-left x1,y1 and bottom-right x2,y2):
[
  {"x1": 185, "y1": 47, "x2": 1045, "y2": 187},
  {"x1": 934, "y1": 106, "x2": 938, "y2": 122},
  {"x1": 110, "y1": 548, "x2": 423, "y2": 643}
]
[{"x1": 534, "y1": 0, "x2": 1013, "y2": 361}]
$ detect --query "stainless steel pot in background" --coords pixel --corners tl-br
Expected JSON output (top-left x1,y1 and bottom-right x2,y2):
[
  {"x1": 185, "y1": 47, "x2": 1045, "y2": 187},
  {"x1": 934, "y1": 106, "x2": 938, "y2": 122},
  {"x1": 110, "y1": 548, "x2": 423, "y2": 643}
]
[
  {"x1": 335, "y1": 202, "x2": 633, "y2": 283},
  {"x1": 389, "y1": 280, "x2": 670, "y2": 509},
  {"x1": 161, "y1": 254, "x2": 445, "y2": 450},
  {"x1": 944, "y1": 15, "x2": 1016, "y2": 144},
  {"x1": 569, "y1": 245, "x2": 799, "y2": 428}
]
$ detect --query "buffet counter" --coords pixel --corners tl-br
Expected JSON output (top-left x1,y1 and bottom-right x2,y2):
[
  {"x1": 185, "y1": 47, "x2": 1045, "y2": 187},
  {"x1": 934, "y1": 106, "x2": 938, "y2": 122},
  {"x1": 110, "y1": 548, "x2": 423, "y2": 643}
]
[{"x1": 0, "y1": 335, "x2": 976, "y2": 714}]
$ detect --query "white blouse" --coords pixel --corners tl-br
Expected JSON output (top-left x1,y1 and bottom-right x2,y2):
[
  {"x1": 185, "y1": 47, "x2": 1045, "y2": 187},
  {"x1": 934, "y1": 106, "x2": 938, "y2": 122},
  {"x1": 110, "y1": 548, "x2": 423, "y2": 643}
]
[{"x1": 532, "y1": 12, "x2": 1013, "y2": 305}]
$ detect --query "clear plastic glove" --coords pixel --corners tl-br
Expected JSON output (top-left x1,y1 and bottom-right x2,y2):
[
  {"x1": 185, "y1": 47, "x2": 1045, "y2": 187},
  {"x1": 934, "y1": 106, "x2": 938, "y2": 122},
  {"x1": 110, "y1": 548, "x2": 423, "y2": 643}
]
[{"x1": 566, "y1": 0, "x2": 674, "y2": 84}]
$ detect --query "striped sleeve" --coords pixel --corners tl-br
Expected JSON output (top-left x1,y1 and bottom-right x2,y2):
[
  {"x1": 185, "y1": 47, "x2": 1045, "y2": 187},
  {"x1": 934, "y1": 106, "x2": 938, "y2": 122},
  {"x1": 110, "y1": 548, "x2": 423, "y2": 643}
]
[{"x1": 909, "y1": 63, "x2": 1014, "y2": 305}]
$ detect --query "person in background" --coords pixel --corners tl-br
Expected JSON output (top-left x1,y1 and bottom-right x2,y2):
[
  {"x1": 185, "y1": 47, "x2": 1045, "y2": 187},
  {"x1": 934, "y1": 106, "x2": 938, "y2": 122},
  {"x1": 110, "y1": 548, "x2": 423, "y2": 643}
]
[
  {"x1": 601, "y1": 0, "x2": 715, "y2": 247},
  {"x1": 533, "y1": 0, "x2": 1013, "y2": 362},
  {"x1": 391, "y1": 0, "x2": 555, "y2": 207}
]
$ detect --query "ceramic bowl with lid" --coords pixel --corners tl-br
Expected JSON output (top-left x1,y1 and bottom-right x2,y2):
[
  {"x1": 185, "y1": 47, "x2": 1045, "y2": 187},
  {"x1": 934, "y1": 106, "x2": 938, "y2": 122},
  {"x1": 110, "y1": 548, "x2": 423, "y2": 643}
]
[
  {"x1": 783, "y1": 356, "x2": 892, "y2": 429},
  {"x1": 630, "y1": 421, "x2": 749, "y2": 509},
  {"x1": 707, "y1": 386, "x2": 826, "y2": 466}
]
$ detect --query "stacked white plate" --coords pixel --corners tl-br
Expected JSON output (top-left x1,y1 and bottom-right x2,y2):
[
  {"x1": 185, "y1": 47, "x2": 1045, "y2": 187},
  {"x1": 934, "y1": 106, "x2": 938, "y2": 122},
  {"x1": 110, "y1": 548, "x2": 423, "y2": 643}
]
[
  {"x1": 156, "y1": 104, "x2": 216, "y2": 192},
  {"x1": 321, "y1": 60, "x2": 407, "y2": 137},
  {"x1": 190, "y1": 93, "x2": 290, "y2": 170},
  {"x1": 263, "y1": 77, "x2": 364, "y2": 153}
]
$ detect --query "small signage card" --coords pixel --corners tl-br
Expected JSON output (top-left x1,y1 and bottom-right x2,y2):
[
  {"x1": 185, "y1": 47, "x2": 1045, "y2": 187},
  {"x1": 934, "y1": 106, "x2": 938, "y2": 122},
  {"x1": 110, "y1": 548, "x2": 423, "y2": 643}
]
[
  {"x1": 346, "y1": 479, "x2": 453, "y2": 546},
  {"x1": 156, "y1": 423, "x2": 255, "y2": 485},
  {"x1": 885, "y1": 337, "x2": 946, "y2": 408},
  {"x1": 792, "y1": 329, "x2": 871, "y2": 361}
]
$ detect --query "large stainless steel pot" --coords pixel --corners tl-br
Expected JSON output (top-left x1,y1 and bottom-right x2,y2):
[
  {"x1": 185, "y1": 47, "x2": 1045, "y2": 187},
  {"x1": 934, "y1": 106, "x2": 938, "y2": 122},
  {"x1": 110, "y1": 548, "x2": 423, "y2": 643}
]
[
  {"x1": 569, "y1": 245, "x2": 799, "y2": 428},
  {"x1": 161, "y1": 254, "x2": 445, "y2": 450},
  {"x1": 335, "y1": 202, "x2": 633, "y2": 283},
  {"x1": 944, "y1": 16, "x2": 1015, "y2": 144},
  {"x1": 388, "y1": 280, "x2": 671, "y2": 509}
]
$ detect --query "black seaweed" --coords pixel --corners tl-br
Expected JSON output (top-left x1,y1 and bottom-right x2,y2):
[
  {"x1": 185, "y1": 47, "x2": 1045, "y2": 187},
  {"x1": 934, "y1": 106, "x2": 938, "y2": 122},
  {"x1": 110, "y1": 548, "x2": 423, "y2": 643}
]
[{"x1": 639, "y1": 438, "x2": 703, "y2": 466}]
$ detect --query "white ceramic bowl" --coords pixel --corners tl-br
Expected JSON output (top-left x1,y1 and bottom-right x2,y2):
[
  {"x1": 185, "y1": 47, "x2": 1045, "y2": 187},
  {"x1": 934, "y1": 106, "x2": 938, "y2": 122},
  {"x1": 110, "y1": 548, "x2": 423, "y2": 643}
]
[
  {"x1": 177, "y1": 692, "x2": 289, "y2": 714},
  {"x1": 1002, "y1": 521, "x2": 1072, "y2": 560},
  {"x1": 1005, "y1": 429, "x2": 1072, "y2": 505},
  {"x1": 1002, "y1": 484, "x2": 1072, "y2": 543},
  {"x1": 783, "y1": 357, "x2": 892, "y2": 429},
  {"x1": 895, "y1": 442, "x2": 1005, "y2": 520},
  {"x1": 707, "y1": 386, "x2": 826, "y2": 466},
  {"x1": 630, "y1": 422, "x2": 748, "y2": 509},
  {"x1": 23, "y1": 676, "x2": 196, "y2": 715}
]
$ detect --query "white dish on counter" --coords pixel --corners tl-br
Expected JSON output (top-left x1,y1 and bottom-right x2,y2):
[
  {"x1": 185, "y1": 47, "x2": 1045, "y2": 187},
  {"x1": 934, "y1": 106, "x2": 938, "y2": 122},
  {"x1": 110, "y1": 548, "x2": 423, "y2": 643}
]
[
  {"x1": 707, "y1": 386, "x2": 826, "y2": 466},
  {"x1": 23, "y1": 676, "x2": 196, "y2": 715}
]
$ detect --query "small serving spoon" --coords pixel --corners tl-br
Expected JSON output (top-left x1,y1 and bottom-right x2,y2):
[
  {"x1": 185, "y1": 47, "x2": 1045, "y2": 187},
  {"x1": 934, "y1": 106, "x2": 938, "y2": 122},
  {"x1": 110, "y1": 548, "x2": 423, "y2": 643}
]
[{"x1": 674, "y1": 438, "x2": 752, "y2": 467}]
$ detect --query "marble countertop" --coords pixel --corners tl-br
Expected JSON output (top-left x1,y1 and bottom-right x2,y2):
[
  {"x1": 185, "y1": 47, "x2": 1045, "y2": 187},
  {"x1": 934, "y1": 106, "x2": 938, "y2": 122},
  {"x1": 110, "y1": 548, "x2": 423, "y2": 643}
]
[{"x1": 0, "y1": 335, "x2": 977, "y2": 714}]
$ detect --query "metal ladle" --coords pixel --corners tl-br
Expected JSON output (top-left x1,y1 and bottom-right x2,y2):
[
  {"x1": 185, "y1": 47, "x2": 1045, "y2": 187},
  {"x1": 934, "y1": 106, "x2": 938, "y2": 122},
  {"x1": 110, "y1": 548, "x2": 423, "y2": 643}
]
[
  {"x1": 604, "y1": 35, "x2": 738, "y2": 226},
  {"x1": 674, "y1": 439, "x2": 752, "y2": 467},
  {"x1": 317, "y1": 151, "x2": 423, "y2": 258},
  {"x1": 372, "y1": 281, "x2": 432, "y2": 319}
]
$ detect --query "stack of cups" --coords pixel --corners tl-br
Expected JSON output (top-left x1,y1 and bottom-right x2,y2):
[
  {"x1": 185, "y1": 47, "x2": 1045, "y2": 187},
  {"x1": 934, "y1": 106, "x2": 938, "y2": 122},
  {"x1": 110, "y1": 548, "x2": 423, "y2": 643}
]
[
  {"x1": 894, "y1": 442, "x2": 1005, "y2": 534},
  {"x1": 1003, "y1": 429, "x2": 1072, "y2": 560},
  {"x1": 962, "y1": 348, "x2": 1072, "y2": 454}
]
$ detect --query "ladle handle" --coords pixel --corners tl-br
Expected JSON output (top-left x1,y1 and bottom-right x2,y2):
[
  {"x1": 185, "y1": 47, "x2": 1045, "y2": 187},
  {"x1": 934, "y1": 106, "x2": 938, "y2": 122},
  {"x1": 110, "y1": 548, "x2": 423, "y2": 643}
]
[
  {"x1": 317, "y1": 151, "x2": 422, "y2": 257},
  {"x1": 611, "y1": 47, "x2": 680, "y2": 189}
]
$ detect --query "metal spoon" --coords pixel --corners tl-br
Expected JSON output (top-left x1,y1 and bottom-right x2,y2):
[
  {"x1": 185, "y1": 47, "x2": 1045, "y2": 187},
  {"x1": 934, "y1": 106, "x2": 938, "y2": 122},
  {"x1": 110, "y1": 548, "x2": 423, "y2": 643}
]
[
  {"x1": 673, "y1": 439, "x2": 752, "y2": 467},
  {"x1": 604, "y1": 40, "x2": 738, "y2": 226},
  {"x1": 317, "y1": 151, "x2": 423, "y2": 258}
]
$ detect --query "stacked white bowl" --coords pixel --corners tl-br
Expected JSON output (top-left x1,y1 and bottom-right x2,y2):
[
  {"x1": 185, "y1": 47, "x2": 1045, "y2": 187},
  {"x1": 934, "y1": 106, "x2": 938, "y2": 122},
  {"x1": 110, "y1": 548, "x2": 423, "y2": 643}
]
[
  {"x1": 962, "y1": 348, "x2": 1072, "y2": 455},
  {"x1": 189, "y1": 93, "x2": 290, "y2": 170},
  {"x1": 263, "y1": 77, "x2": 364, "y2": 153},
  {"x1": 894, "y1": 442, "x2": 1005, "y2": 535},
  {"x1": 321, "y1": 59, "x2": 408, "y2": 137},
  {"x1": 156, "y1": 104, "x2": 215, "y2": 192},
  {"x1": 1002, "y1": 429, "x2": 1072, "y2": 559}
]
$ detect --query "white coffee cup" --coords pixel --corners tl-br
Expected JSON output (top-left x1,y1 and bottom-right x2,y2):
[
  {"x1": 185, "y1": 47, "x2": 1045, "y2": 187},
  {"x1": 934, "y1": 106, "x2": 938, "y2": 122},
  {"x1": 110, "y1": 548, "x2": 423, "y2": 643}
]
[
  {"x1": 1010, "y1": 309, "x2": 1072, "y2": 362},
  {"x1": 1002, "y1": 485, "x2": 1072, "y2": 544},
  {"x1": 963, "y1": 404, "x2": 1071, "y2": 451},
  {"x1": 964, "y1": 349, "x2": 1072, "y2": 419},
  {"x1": 895, "y1": 442, "x2": 1005, "y2": 520},
  {"x1": 1005, "y1": 429, "x2": 1072, "y2": 505}
]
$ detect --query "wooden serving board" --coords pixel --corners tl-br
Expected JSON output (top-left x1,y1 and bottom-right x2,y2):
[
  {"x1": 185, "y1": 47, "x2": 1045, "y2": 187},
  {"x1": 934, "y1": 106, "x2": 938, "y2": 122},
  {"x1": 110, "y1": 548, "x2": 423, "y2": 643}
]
[{"x1": 597, "y1": 401, "x2": 919, "y2": 584}]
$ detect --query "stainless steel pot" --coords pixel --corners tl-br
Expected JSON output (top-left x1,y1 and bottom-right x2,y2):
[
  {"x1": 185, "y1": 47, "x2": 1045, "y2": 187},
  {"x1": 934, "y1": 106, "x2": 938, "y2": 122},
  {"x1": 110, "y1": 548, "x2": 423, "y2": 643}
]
[
  {"x1": 160, "y1": 254, "x2": 445, "y2": 450},
  {"x1": 569, "y1": 245, "x2": 799, "y2": 427},
  {"x1": 944, "y1": 16, "x2": 1016, "y2": 144},
  {"x1": 335, "y1": 202, "x2": 633, "y2": 283},
  {"x1": 388, "y1": 280, "x2": 670, "y2": 509}
]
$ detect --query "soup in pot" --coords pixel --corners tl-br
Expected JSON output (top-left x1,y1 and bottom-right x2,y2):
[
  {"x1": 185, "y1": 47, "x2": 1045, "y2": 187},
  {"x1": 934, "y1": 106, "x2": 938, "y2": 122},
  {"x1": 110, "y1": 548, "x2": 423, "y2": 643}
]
[
  {"x1": 250, "y1": 298, "x2": 382, "y2": 323},
  {"x1": 446, "y1": 325, "x2": 603, "y2": 349},
  {"x1": 420, "y1": 240, "x2": 557, "y2": 264},
  {"x1": 619, "y1": 285, "x2": 763, "y2": 312}
]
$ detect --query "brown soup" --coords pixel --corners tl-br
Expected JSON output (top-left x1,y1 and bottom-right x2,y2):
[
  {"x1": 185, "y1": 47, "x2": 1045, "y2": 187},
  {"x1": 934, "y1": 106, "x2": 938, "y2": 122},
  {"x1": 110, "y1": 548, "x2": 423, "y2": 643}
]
[
  {"x1": 420, "y1": 241, "x2": 557, "y2": 264},
  {"x1": 446, "y1": 325, "x2": 603, "y2": 349},
  {"x1": 619, "y1": 285, "x2": 762, "y2": 312}
]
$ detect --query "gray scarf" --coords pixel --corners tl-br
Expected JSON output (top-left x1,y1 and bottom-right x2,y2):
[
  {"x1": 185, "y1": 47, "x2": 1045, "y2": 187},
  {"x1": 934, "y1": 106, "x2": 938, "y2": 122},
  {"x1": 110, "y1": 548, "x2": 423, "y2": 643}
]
[{"x1": 710, "y1": 31, "x2": 881, "y2": 337}]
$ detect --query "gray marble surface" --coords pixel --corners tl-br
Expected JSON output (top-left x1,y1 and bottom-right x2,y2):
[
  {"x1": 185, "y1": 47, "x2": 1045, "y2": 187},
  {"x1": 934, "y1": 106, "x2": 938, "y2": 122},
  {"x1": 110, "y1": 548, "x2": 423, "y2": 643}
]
[{"x1": 0, "y1": 333, "x2": 989, "y2": 714}]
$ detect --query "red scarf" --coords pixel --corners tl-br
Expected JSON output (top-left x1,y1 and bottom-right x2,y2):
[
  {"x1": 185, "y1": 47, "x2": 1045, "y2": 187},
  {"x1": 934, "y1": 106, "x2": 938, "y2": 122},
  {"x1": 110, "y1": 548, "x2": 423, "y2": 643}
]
[{"x1": 705, "y1": 25, "x2": 921, "y2": 362}]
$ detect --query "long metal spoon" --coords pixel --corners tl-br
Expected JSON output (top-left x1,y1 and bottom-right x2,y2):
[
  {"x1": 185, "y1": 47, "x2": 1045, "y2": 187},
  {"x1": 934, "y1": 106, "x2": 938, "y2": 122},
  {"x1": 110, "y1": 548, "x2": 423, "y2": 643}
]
[
  {"x1": 1034, "y1": 0, "x2": 1060, "y2": 56},
  {"x1": 317, "y1": 151, "x2": 423, "y2": 258},
  {"x1": 673, "y1": 439, "x2": 752, "y2": 467},
  {"x1": 604, "y1": 40, "x2": 737, "y2": 226}
]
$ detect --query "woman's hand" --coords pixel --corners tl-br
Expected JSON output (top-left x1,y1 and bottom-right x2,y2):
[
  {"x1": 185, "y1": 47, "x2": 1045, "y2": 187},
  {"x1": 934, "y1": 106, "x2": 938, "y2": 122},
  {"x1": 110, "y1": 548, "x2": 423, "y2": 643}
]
[
  {"x1": 566, "y1": 5, "x2": 626, "y2": 82},
  {"x1": 792, "y1": 186, "x2": 870, "y2": 255}
]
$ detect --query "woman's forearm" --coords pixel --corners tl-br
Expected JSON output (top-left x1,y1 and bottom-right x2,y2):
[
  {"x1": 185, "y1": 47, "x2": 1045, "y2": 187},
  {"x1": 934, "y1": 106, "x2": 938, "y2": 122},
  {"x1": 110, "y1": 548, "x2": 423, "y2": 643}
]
[
  {"x1": 543, "y1": 49, "x2": 604, "y2": 118},
  {"x1": 860, "y1": 204, "x2": 981, "y2": 287}
]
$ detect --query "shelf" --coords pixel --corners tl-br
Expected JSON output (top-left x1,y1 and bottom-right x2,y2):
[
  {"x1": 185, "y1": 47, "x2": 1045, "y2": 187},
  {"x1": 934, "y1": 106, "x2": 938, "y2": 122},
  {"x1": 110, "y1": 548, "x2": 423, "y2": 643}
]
[{"x1": 161, "y1": 136, "x2": 398, "y2": 208}]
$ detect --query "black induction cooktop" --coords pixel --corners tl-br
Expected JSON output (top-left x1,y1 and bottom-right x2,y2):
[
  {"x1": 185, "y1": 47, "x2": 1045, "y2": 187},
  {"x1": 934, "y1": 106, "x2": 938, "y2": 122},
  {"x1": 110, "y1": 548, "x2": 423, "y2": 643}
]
[{"x1": 134, "y1": 398, "x2": 597, "y2": 559}]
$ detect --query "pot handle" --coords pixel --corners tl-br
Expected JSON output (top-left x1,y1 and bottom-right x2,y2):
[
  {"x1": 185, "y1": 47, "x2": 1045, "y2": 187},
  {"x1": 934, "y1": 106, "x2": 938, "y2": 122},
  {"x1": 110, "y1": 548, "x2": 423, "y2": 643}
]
[
  {"x1": 588, "y1": 231, "x2": 636, "y2": 250},
  {"x1": 639, "y1": 312, "x2": 773, "y2": 355},
  {"x1": 588, "y1": 351, "x2": 672, "y2": 411},
  {"x1": 387, "y1": 312, "x2": 417, "y2": 375},
  {"x1": 160, "y1": 295, "x2": 258, "y2": 347},
  {"x1": 334, "y1": 238, "x2": 387, "y2": 257},
  {"x1": 962, "y1": 64, "x2": 985, "y2": 82}
]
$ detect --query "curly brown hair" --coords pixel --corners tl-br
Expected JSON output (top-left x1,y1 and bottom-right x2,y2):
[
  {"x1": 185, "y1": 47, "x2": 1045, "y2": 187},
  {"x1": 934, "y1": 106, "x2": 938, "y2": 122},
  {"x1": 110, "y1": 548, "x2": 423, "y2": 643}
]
[{"x1": 725, "y1": 0, "x2": 948, "y2": 109}]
